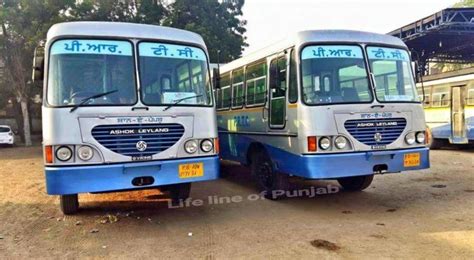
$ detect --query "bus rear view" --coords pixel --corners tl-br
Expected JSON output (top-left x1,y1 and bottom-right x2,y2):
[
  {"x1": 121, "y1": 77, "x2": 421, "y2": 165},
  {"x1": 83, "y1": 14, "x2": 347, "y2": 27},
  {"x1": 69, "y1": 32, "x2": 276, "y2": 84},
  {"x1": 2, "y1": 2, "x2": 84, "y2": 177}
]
[{"x1": 34, "y1": 22, "x2": 219, "y2": 214}]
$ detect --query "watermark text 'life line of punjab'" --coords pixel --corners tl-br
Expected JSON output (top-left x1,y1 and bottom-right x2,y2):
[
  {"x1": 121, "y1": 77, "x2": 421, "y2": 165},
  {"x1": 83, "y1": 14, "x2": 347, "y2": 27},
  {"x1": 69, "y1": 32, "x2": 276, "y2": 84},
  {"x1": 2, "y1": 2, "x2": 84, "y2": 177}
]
[{"x1": 168, "y1": 185, "x2": 340, "y2": 209}]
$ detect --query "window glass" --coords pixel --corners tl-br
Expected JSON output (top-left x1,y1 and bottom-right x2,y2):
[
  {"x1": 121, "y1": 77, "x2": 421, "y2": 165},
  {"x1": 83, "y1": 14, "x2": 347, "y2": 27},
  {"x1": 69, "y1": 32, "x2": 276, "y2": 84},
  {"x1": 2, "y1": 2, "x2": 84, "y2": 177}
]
[
  {"x1": 220, "y1": 73, "x2": 231, "y2": 109},
  {"x1": 245, "y1": 61, "x2": 266, "y2": 105},
  {"x1": 367, "y1": 47, "x2": 418, "y2": 102},
  {"x1": 47, "y1": 39, "x2": 136, "y2": 106},
  {"x1": 288, "y1": 49, "x2": 298, "y2": 103},
  {"x1": 301, "y1": 45, "x2": 371, "y2": 104},
  {"x1": 138, "y1": 42, "x2": 211, "y2": 106},
  {"x1": 0, "y1": 127, "x2": 10, "y2": 133},
  {"x1": 468, "y1": 86, "x2": 474, "y2": 105},
  {"x1": 269, "y1": 56, "x2": 287, "y2": 126},
  {"x1": 431, "y1": 86, "x2": 450, "y2": 107},
  {"x1": 232, "y1": 68, "x2": 244, "y2": 107},
  {"x1": 417, "y1": 87, "x2": 431, "y2": 107}
]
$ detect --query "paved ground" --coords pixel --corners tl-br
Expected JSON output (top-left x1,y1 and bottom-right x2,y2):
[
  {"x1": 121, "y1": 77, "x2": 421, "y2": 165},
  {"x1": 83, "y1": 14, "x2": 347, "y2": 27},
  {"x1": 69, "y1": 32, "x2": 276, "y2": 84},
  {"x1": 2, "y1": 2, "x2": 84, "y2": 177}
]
[{"x1": 0, "y1": 146, "x2": 473, "y2": 259}]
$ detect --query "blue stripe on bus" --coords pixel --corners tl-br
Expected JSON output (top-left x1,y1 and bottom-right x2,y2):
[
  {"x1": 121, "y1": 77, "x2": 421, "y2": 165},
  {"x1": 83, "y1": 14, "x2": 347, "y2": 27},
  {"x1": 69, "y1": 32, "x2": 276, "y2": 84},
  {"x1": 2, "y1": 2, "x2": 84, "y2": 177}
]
[
  {"x1": 219, "y1": 132, "x2": 429, "y2": 179},
  {"x1": 429, "y1": 116, "x2": 474, "y2": 141},
  {"x1": 45, "y1": 156, "x2": 219, "y2": 195}
]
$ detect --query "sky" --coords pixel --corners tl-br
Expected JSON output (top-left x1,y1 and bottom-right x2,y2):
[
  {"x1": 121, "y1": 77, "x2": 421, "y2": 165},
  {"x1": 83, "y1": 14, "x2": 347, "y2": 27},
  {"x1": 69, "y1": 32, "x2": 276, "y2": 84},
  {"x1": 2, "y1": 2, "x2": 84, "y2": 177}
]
[{"x1": 241, "y1": 0, "x2": 460, "y2": 54}]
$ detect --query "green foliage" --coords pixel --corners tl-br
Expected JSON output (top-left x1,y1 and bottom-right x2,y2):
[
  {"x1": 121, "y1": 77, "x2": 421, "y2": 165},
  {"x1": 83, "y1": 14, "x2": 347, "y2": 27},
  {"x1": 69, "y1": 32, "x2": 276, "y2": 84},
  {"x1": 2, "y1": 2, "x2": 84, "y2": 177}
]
[
  {"x1": 164, "y1": 0, "x2": 247, "y2": 63},
  {"x1": 67, "y1": 0, "x2": 167, "y2": 24},
  {"x1": 454, "y1": 0, "x2": 474, "y2": 7}
]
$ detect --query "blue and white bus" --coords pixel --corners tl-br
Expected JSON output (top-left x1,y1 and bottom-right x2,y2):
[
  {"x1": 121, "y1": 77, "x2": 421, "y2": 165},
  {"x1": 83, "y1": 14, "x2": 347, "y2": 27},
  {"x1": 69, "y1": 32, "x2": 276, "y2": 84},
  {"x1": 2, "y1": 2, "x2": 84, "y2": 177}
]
[
  {"x1": 417, "y1": 68, "x2": 474, "y2": 148},
  {"x1": 33, "y1": 22, "x2": 219, "y2": 214},
  {"x1": 214, "y1": 30, "x2": 430, "y2": 199}
]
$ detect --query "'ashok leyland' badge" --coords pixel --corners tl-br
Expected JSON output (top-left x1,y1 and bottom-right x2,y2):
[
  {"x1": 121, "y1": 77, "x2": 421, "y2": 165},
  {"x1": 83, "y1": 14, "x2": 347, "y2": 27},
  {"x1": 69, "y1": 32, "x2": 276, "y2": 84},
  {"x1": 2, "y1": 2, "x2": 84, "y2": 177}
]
[
  {"x1": 374, "y1": 133, "x2": 383, "y2": 142},
  {"x1": 136, "y1": 141, "x2": 147, "y2": 152}
]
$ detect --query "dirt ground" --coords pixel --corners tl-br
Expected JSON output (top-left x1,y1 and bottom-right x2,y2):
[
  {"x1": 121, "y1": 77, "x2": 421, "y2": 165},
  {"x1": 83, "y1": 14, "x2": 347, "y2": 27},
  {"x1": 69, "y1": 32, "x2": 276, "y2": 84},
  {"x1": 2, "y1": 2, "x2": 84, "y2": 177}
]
[{"x1": 0, "y1": 146, "x2": 473, "y2": 259}]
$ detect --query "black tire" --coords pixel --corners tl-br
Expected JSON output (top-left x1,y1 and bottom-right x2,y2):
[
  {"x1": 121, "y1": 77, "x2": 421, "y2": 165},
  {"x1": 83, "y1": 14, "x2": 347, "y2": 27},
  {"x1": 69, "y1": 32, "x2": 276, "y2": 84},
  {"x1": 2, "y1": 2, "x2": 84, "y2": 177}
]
[
  {"x1": 169, "y1": 183, "x2": 191, "y2": 206},
  {"x1": 337, "y1": 175, "x2": 374, "y2": 191},
  {"x1": 60, "y1": 194, "x2": 79, "y2": 215},
  {"x1": 251, "y1": 149, "x2": 289, "y2": 200}
]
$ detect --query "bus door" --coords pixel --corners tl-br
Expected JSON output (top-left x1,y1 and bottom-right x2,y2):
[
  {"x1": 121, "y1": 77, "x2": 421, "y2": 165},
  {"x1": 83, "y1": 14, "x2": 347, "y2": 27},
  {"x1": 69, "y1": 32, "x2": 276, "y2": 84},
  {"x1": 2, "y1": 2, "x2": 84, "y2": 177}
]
[
  {"x1": 450, "y1": 85, "x2": 468, "y2": 143},
  {"x1": 268, "y1": 55, "x2": 287, "y2": 129}
]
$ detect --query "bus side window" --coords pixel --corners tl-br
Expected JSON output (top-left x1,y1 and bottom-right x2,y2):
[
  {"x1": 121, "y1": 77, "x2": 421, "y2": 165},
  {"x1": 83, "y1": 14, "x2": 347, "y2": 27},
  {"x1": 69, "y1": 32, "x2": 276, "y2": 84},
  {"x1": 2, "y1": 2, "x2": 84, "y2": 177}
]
[
  {"x1": 232, "y1": 68, "x2": 245, "y2": 108},
  {"x1": 432, "y1": 86, "x2": 450, "y2": 107},
  {"x1": 245, "y1": 60, "x2": 266, "y2": 106},
  {"x1": 468, "y1": 86, "x2": 474, "y2": 105},
  {"x1": 220, "y1": 73, "x2": 231, "y2": 109},
  {"x1": 288, "y1": 49, "x2": 298, "y2": 103}
]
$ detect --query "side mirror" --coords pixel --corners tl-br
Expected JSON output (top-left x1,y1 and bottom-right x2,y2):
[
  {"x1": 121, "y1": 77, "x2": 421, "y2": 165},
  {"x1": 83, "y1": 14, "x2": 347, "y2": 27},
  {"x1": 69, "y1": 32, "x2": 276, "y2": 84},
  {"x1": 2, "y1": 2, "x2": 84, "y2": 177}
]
[
  {"x1": 32, "y1": 46, "x2": 45, "y2": 83},
  {"x1": 212, "y1": 68, "x2": 221, "y2": 89}
]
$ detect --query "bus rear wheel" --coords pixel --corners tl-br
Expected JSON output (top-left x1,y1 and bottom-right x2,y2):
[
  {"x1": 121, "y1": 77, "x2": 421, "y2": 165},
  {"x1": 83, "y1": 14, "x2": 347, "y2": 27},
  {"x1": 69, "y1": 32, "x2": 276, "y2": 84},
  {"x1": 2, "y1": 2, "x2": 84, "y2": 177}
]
[
  {"x1": 251, "y1": 150, "x2": 289, "y2": 200},
  {"x1": 169, "y1": 183, "x2": 191, "y2": 206},
  {"x1": 337, "y1": 175, "x2": 373, "y2": 191},
  {"x1": 60, "y1": 194, "x2": 79, "y2": 215}
]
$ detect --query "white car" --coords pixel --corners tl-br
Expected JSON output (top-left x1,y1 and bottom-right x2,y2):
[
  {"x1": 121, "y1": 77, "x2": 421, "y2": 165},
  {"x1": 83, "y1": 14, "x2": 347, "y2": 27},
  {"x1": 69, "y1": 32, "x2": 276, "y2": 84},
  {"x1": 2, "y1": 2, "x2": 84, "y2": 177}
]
[{"x1": 0, "y1": 125, "x2": 15, "y2": 146}]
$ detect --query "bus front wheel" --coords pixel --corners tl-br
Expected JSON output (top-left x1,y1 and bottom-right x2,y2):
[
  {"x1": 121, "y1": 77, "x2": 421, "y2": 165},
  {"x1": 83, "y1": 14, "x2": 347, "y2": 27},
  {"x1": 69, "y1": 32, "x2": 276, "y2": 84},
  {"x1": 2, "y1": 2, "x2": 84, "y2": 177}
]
[
  {"x1": 60, "y1": 194, "x2": 79, "y2": 215},
  {"x1": 169, "y1": 183, "x2": 191, "y2": 205},
  {"x1": 337, "y1": 175, "x2": 373, "y2": 191},
  {"x1": 251, "y1": 150, "x2": 289, "y2": 200}
]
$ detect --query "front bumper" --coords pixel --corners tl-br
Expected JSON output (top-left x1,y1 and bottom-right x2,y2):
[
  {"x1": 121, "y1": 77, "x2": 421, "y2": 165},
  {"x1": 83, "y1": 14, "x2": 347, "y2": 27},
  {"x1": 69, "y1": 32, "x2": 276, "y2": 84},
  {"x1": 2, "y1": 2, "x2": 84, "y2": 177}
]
[
  {"x1": 270, "y1": 147, "x2": 430, "y2": 179},
  {"x1": 45, "y1": 155, "x2": 219, "y2": 195}
]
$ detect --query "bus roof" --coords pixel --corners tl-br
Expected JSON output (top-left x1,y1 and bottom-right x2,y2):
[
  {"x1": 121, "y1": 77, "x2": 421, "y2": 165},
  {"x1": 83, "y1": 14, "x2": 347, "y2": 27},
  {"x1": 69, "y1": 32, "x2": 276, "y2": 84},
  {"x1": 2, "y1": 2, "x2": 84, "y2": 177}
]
[
  {"x1": 46, "y1": 22, "x2": 206, "y2": 47},
  {"x1": 221, "y1": 30, "x2": 406, "y2": 73}
]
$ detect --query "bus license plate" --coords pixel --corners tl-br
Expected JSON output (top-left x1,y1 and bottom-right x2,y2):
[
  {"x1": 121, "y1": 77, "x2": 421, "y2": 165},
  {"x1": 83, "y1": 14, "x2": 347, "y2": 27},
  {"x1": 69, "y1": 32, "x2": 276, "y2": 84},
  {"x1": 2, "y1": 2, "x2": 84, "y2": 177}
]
[
  {"x1": 404, "y1": 153, "x2": 420, "y2": 167},
  {"x1": 179, "y1": 163, "x2": 204, "y2": 179}
]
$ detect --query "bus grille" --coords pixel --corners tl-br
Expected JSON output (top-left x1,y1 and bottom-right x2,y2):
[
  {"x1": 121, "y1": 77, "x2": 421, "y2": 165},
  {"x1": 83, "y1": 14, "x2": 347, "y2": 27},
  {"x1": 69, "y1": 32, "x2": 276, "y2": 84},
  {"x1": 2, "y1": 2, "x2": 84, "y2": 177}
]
[
  {"x1": 91, "y1": 124, "x2": 185, "y2": 157},
  {"x1": 344, "y1": 118, "x2": 407, "y2": 146}
]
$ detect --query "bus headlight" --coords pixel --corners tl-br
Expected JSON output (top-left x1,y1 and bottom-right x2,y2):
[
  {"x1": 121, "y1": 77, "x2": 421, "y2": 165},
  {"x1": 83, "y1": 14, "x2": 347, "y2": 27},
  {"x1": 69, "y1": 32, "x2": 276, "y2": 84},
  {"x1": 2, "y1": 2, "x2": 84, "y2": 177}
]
[
  {"x1": 319, "y1": 137, "x2": 331, "y2": 150},
  {"x1": 334, "y1": 136, "x2": 347, "y2": 149},
  {"x1": 200, "y1": 139, "x2": 213, "y2": 153},
  {"x1": 184, "y1": 140, "x2": 198, "y2": 154},
  {"x1": 416, "y1": 132, "x2": 425, "y2": 144},
  {"x1": 405, "y1": 132, "x2": 416, "y2": 145},
  {"x1": 56, "y1": 146, "x2": 73, "y2": 161},
  {"x1": 77, "y1": 146, "x2": 94, "y2": 161}
]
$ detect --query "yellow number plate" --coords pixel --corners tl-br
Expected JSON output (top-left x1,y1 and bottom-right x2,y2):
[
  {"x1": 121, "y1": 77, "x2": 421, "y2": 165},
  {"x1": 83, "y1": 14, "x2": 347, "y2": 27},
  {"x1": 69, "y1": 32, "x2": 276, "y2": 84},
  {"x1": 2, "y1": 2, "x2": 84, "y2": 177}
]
[
  {"x1": 404, "y1": 153, "x2": 420, "y2": 167},
  {"x1": 179, "y1": 163, "x2": 204, "y2": 179}
]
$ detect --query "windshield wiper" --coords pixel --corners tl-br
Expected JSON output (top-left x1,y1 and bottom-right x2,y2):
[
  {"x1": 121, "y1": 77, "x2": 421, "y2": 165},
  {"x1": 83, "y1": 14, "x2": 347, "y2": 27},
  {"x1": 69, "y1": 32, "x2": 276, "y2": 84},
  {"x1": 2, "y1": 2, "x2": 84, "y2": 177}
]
[
  {"x1": 163, "y1": 95, "x2": 203, "y2": 111},
  {"x1": 70, "y1": 90, "x2": 118, "y2": 112}
]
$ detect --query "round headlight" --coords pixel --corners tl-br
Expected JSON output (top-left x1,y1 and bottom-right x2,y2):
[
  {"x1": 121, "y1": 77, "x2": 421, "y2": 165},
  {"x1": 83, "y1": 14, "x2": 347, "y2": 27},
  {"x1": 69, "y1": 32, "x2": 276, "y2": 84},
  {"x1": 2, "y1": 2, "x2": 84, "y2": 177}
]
[
  {"x1": 184, "y1": 140, "x2": 198, "y2": 154},
  {"x1": 416, "y1": 132, "x2": 425, "y2": 144},
  {"x1": 334, "y1": 136, "x2": 347, "y2": 149},
  {"x1": 200, "y1": 139, "x2": 213, "y2": 153},
  {"x1": 319, "y1": 137, "x2": 331, "y2": 150},
  {"x1": 56, "y1": 146, "x2": 73, "y2": 161},
  {"x1": 405, "y1": 132, "x2": 416, "y2": 145},
  {"x1": 78, "y1": 146, "x2": 94, "y2": 161}
]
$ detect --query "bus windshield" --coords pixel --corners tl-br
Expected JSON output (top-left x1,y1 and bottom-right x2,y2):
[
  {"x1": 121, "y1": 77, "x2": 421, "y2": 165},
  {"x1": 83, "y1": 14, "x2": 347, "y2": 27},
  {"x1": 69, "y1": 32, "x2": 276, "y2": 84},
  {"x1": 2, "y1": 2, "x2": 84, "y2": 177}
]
[
  {"x1": 138, "y1": 42, "x2": 212, "y2": 106},
  {"x1": 301, "y1": 45, "x2": 372, "y2": 105},
  {"x1": 367, "y1": 47, "x2": 418, "y2": 102},
  {"x1": 47, "y1": 39, "x2": 136, "y2": 106}
]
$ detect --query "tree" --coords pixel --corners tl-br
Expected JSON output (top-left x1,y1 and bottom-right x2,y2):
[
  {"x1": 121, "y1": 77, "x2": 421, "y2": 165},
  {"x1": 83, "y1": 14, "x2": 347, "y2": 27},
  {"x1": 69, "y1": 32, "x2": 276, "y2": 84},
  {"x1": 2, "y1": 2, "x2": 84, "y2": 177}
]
[
  {"x1": 0, "y1": 0, "x2": 73, "y2": 146},
  {"x1": 164, "y1": 0, "x2": 247, "y2": 63},
  {"x1": 66, "y1": 0, "x2": 167, "y2": 24},
  {"x1": 454, "y1": 0, "x2": 474, "y2": 7}
]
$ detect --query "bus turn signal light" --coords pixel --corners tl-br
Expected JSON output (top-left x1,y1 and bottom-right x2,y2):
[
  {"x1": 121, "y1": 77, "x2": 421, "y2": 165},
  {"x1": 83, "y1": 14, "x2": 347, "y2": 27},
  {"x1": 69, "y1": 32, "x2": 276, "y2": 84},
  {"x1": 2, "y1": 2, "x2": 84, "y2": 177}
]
[
  {"x1": 308, "y1": 136, "x2": 317, "y2": 152},
  {"x1": 44, "y1": 145, "x2": 53, "y2": 163},
  {"x1": 214, "y1": 138, "x2": 220, "y2": 154}
]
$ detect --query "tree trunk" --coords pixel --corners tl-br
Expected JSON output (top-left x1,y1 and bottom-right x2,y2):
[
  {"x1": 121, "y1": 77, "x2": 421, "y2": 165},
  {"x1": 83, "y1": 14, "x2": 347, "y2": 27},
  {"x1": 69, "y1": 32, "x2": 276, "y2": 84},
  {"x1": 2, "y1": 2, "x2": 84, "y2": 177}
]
[{"x1": 20, "y1": 98, "x2": 32, "y2": 146}]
